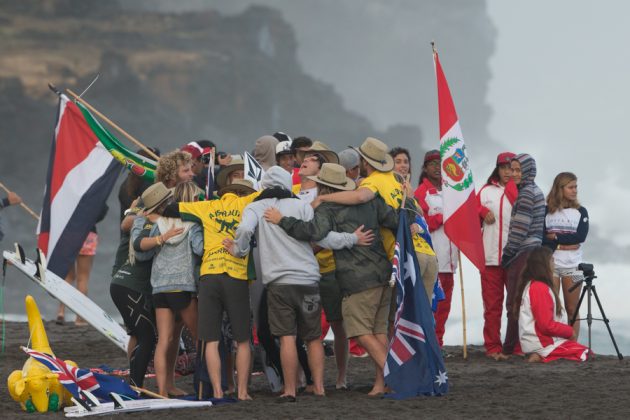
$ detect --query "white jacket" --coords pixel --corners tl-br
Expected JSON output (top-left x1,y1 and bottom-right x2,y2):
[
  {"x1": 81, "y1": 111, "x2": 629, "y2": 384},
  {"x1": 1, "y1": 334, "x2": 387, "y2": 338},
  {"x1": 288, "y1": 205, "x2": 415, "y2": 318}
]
[
  {"x1": 478, "y1": 182, "x2": 512, "y2": 266},
  {"x1": 424, "y1": 189, "x2": 458, "y2": 273}
]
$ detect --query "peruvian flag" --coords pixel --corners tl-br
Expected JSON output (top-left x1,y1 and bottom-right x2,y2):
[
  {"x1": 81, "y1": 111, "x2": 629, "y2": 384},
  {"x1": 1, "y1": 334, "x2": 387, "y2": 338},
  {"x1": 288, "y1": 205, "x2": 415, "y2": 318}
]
[
  {"x1": 433, "y1": 49, "x2": 485, "y2": 271},
  {"x1": 37, "y1": 94, "x2": 121, "y2": 278}
]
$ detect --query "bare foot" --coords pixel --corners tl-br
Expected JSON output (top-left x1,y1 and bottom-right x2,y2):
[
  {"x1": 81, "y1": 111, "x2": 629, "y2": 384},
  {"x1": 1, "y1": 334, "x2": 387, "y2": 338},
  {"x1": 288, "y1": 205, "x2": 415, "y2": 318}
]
[
  {"x1": 368, "y1": 387, "x2": 385, "y2": 396},
  {"x1": 238, "y1": 393, "x2": 252, "y2": 401},
  {"x1": 168, "y1": 387, "x2": 188, "y2": 397},
  {"x1": 526, "y1": 353, "x2": 543, "y2": 363},
  {"x1": 488, "y1": 352, "x2": 509, "y2": 361},
  {"x1": 304, "y1": 384, "x2": 315, "y2": 393}
]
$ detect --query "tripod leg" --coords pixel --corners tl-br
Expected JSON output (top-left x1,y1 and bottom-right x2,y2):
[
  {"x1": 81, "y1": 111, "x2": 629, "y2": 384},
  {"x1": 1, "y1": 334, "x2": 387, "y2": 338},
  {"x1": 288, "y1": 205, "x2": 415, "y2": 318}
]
[
  {"x1": 590, "y1": 286, "x2": 624, "y2": 360},
  {"x1": 570, "y1": 286, "x2": 587, "y2": 326}
]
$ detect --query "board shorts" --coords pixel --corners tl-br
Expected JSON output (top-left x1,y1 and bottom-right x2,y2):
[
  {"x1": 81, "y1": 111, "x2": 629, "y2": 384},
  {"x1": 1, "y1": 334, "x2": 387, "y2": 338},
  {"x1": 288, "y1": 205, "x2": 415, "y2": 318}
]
[
  {"x1": 79, "y1": 232, "x2": 98, "y2": 256},
  {"x1": 197, "y1": 273, "x2": 251, "y2": 343},
  {"x1": 342, "y1": 285, "x2": 391, "y2": 339},
  {"x1": 267, "y1": 283, "x2": 321, "y2": 341},
  {"x1": 319, "y1": 271, "x2": 343, "y2": 322}
]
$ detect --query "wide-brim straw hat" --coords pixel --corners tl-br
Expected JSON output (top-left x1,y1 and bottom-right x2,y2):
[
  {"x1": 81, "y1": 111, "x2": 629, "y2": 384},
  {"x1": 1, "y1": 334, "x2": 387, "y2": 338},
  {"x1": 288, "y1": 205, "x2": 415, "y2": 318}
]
[
  {"x1": 296, "y1": 141, "x2": 339, "y2": 164},
  {"x1": 218, "y1": 178, "x2": 256, "y2": 197},
  {"x1": 216, "y1": 155, "x2": 245, "y2": 189},
  {"x1": 352, "y1": 137, "x2": 394, "y2": 172},
  {"x1": 141, "y1": 182, "x2": 173, "y2": 214},
  {"x1": 307, "y1": 163, "x2": 356, "y2": 191}
]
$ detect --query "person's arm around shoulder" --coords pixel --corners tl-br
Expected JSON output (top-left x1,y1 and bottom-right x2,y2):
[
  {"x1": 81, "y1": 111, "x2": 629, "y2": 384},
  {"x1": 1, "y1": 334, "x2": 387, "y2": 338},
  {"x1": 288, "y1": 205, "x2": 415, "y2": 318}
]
[
  {"x1": 225, "y1": 205, "x2": 259, "y2": 257},
  {"x1": 265, "y1": 204, "x2": 333, "y2": 242},
  {"x1": 315, "y1": 187, "x2": 374, "y2": 208}
]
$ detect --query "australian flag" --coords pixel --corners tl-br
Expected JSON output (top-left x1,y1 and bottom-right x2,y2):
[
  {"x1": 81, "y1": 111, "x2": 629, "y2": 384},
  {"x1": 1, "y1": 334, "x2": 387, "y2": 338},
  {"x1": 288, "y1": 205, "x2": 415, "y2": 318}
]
[
  {"x1": 22, "y1": 347, "x2": 137, "y2": 401},
  {"x1": 384, "y1": 211, "x2": 448, "y2": 399},
  {"x1": 414, "y1": 214, "x2": 445, "y2": 312}
]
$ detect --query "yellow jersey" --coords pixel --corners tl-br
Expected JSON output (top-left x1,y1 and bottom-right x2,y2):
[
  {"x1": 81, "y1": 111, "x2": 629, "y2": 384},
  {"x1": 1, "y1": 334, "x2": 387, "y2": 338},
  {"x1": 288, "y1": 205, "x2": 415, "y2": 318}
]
[{"x1": 179, "y1": 192, "x2": 260, "y2": 280}]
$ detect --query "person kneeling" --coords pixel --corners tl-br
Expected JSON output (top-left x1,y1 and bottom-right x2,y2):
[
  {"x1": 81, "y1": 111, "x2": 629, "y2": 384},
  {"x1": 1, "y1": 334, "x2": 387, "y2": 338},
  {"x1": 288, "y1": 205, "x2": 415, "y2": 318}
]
[{"x1": 514, "y1": 246, "x2": 591, "y2": 363}]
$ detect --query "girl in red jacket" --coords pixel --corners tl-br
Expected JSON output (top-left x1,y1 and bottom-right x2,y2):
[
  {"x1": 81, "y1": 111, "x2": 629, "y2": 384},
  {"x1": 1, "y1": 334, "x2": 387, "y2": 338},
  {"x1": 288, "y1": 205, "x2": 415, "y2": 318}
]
[{"x1": 514, "y1": 246, "x2": 590, "y2": 363}]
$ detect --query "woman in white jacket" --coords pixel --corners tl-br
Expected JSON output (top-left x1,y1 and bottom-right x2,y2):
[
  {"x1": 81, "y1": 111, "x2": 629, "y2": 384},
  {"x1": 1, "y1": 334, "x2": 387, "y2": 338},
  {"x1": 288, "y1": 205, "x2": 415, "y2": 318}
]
[{"x1": 476, "y1": 152, "x2": 517, "y2": 360}]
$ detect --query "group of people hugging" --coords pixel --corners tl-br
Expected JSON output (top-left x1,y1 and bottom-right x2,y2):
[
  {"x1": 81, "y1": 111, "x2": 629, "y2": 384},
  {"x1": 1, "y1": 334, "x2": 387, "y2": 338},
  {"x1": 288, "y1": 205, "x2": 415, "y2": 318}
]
[{"x1": 105, "y1": 133, "x2": 590, "y2": 401}]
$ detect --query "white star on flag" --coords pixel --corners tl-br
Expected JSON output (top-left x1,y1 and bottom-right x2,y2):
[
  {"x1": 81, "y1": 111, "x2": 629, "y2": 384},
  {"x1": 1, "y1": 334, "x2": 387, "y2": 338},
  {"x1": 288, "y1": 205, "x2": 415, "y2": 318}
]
[{"x1": 435, "y1": 370, "x2": 448, "y2": 386}]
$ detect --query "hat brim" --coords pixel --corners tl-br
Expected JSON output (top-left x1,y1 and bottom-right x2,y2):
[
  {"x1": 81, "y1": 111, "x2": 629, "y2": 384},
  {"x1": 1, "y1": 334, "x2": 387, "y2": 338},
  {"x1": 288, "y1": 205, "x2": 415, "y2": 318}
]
[
  {"x1": 216, "y1": 163, "x2": 245, "y2": 189},
  {"x1": 142, "y1": 190, "x2": 173, "y2": 214},
  {"x1": 296, "y1": 149, "x2": 339, "y2": 164},
  {"x1": 306, "y1": 175, "x2": 356, "y2": 191},
  {"x1": 218, "y1": 183, "x2": 256, "y2": 197},
  {"x1": 352, "y1": 146, "x2": 394, "y2": 172}
]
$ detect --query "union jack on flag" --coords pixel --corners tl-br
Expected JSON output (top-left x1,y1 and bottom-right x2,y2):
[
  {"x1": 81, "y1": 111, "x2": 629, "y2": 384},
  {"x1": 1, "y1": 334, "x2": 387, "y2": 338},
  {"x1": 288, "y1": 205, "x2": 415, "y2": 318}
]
[
  {"x1": 22, "y1": 347, "x2": 98, "y2": 398},
  {"x1": 384, "y1": 211, "x2": 448, "y2": 399},
  {"x1": 21, "y1": 347, "x2": 137, "y2": 401}
]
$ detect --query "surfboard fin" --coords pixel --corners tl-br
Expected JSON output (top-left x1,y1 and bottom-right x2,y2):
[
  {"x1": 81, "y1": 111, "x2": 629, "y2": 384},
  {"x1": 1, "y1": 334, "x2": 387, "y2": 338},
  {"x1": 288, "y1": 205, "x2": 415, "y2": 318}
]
[
  {"x1": 34, "y1": 248, "x2": 47, "y2": 282},
  {"x1": 15, "y1": 243, "x2": 26, "y2": 265},
  {"x1": 110, "y1": 393, "x2": 126, "y2": 409}
]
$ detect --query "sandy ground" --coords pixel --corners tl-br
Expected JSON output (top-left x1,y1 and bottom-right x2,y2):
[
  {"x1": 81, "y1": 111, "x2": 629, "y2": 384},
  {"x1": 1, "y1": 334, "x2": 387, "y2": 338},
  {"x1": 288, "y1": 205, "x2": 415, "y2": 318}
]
[{"x1": 1, "y1": 320, "x2": 629, "y2": 419}]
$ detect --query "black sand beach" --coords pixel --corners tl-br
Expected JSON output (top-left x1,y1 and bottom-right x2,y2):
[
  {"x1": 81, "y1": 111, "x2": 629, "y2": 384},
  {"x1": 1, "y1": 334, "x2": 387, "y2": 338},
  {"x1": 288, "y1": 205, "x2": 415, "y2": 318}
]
[{"x1": 1, "y1": 320, "x2": 628, "y2": 419}]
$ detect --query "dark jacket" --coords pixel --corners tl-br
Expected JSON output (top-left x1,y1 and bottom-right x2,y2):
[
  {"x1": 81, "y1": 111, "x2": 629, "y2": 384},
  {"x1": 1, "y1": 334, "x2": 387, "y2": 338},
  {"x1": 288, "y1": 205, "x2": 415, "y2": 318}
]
[
  {"x1": 278, "y1": 196, "x2": 399, "y2": 296},
  {"x1": 501, "y1": 154, "x2": 545, "y2": 267}
]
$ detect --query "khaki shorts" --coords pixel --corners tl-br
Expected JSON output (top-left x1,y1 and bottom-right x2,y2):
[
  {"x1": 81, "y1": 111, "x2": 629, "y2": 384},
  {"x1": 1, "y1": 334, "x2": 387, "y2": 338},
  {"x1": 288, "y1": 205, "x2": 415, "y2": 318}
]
[
  {"x1": 342, "y1": 285, "x2": 391, "y2": 338},
  {"x1": 267, "y1": 283, "x2": 321, "y2": 341},
  {"x1": 319, "y1": 271, "x2": 343, "y2": 322}
]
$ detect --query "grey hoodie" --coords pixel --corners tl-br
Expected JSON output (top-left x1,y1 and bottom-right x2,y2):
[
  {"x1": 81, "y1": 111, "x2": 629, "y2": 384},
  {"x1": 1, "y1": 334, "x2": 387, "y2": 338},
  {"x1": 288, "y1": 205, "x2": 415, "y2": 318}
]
[{"x1": 232, "y1": 166, "x2": 355, "y2": 286}]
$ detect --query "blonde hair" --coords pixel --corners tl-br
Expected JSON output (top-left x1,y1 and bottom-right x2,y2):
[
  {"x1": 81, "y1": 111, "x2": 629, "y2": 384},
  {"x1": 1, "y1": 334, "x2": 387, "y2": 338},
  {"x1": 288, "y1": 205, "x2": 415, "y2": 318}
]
[
  {"x1": 546, "y1": 172, "x2": 579, "y2": 213},
  {"x1": 156, "y1": 150, "x2": 192, "y2": 186},
  {"x1": 174, "y1": 181, "x2": 201, "y2": 203}
]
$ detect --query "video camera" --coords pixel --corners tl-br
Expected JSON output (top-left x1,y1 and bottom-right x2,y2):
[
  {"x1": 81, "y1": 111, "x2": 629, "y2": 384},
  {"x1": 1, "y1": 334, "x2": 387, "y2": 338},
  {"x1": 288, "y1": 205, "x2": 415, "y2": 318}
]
[{"x1": 578, "y1": 262, "x2": 595, "y2": 279}]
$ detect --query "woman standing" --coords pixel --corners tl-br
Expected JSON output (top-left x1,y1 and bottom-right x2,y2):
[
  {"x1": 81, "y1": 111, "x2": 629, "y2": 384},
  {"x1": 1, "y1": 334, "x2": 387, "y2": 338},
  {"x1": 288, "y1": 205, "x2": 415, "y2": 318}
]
[
  {"x1": 414, "y1": 150, "x2": 459, "y2": 348},
  {"x1": 543, "y1": 172, "x2": 589, "y2": 338},
  {"x1": 138, "y1": 181, "x2": 204, "y2": 397},
  {"x1": 476, "y1": 152, "x2": 516, "y2": 359}
]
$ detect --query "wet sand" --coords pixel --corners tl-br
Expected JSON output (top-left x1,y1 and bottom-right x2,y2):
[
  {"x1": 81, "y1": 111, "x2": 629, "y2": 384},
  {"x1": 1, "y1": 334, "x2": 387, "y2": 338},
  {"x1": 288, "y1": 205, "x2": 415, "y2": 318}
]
[{"x1": 1, "y1": 320, "x2": 628, "y2": 419}]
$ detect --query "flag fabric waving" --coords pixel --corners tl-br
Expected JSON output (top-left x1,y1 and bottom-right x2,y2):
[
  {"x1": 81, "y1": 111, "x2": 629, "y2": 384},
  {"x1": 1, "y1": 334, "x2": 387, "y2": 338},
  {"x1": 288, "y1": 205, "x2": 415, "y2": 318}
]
[
  {"x1": 433, "y1": 49, "x2": 485, "y2": 271},
  {"x1": 384, "y1": 211, "x2": 448, "y2": 399},
  {"x1": 244, "y1": 151, "x2": 264, "y2": 190},
  {"x1": 37, "y1": 94, "x2": 121, "y2": 278},
  {"x1": 75, "y1": 101, "x2": 157, "y2": 182},
  {"x1": 22, "y1": 347, "x2": 136, "y2": 401},
  {"x1": 414, "y1": 215, "x2": 445, "y2": 312}
]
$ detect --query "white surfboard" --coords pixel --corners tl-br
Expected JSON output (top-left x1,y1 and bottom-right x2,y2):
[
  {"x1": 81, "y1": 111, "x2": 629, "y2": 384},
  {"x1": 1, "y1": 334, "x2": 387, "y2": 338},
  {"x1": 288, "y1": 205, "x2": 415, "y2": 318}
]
[
  {"x1": 63, "y1": 395, "x2": 213, "y2": 417},
  {"x1": 3, "y1": 246, "x2": 129, "y2": 352}
]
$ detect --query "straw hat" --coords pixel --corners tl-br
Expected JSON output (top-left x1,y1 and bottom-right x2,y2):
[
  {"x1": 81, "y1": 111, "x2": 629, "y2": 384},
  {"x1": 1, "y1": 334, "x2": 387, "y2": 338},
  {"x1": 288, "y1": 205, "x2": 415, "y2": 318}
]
[
  {"x1": 218, "y1": 179, "x2": 256, "y2": 197},
  {"x1": 353, "y1": 137, "x2": 394, "y2": 172},
  {"x1": 216, "y1": 155, "x2": 245, "y2": 189},
  {"x1": 307, "y1": 163, "x2": 356, "y2": 191},
  {"x1": 141, "y1": 182, "x2": 173, "y2": 213},
  {"x1": 296, "y1": 141, "x2": 339, "y2": 164}
]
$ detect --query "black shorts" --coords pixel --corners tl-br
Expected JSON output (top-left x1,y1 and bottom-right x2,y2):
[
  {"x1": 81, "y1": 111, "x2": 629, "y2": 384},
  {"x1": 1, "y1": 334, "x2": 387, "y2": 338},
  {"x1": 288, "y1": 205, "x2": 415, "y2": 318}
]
[
  {"x1": 152, "y1": 291, "x2": 193, "y2": 312},
  {"x1": 197, "y1": 273, "x2": 251, "y2": 343}
]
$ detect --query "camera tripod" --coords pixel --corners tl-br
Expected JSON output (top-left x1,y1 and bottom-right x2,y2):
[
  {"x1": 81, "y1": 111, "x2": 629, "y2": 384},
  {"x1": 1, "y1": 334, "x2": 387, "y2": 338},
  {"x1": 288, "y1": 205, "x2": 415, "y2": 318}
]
[{"x1": 569, "y1": 273, "x2": 623, "y2": 360}]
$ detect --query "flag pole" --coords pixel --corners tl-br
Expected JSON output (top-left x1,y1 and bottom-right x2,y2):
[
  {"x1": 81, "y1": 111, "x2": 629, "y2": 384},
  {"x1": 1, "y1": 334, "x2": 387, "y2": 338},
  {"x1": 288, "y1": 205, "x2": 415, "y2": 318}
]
[
  {"x1": 65, "y1": 89, "x2": 160, "y2": 161},
  {"x1": 457, "y1": 251, "x2": 468, "y2": 359},
  {"x1": 0, "y1": 182, "x2": 40, "y2": 221}
]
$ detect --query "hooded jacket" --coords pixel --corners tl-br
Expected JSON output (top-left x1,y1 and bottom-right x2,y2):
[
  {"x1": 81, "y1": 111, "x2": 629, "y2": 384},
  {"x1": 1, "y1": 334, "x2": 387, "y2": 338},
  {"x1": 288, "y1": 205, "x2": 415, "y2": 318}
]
[
  {"x1": 253, "y1": 135, "x2": 279, "y2": 171},
  {"x1": 232, "y1": 166, "x2": 355, "y2": 286},
  {"x1": 501, "y1": 154, "x2": 545, "y2": 267}
]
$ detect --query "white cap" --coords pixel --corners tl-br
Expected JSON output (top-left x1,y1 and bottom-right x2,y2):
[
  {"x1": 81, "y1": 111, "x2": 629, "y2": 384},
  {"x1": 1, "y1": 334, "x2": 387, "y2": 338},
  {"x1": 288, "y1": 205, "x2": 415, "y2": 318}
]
[{"x1": 275, "y1": 140, "x2": 293, "y2": 155}]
